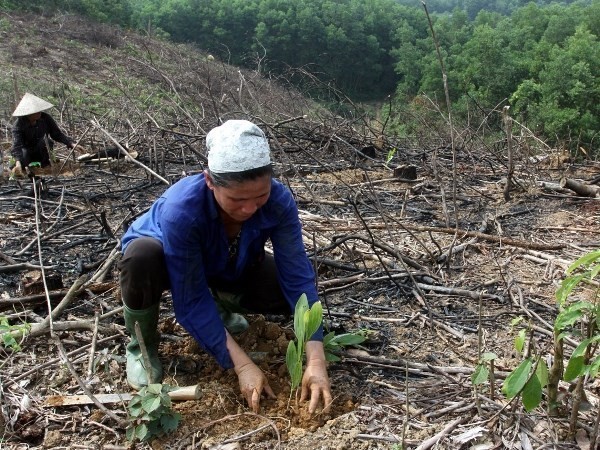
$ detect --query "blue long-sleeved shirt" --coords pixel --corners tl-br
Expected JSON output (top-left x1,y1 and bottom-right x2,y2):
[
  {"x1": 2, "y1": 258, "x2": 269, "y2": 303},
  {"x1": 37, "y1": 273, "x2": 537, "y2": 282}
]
[{"x1": 121, "y1": 174, "x2": 320, "y2": 368}]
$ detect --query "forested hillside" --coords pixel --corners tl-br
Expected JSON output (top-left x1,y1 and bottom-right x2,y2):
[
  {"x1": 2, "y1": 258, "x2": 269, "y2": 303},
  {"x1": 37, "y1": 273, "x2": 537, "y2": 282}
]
[
  {"x1": 3, "y1": 0, "x2": 599, "y2": 153},
  {"x1": 1, "y1": 8, "x2": 600, "y2": 449}
]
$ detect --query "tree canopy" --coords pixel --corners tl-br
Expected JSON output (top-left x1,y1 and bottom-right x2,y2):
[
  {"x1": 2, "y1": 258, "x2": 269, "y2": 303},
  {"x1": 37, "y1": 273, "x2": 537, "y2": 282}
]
[{"x1": 2, "y1": 0, "x2": 599, "y2": 153}]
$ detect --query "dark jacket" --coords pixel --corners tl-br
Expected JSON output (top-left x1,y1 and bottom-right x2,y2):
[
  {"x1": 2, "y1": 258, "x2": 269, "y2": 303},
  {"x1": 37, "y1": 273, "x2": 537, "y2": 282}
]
[{"x1": 11, "y1": 112, "x2": 73, "y2": 165}]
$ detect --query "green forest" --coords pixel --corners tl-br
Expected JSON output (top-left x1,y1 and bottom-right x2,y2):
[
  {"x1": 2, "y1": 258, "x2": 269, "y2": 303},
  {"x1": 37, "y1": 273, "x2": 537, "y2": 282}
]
[{"x1": 2, "y1": 0, "x2": 599, "y2": 154}]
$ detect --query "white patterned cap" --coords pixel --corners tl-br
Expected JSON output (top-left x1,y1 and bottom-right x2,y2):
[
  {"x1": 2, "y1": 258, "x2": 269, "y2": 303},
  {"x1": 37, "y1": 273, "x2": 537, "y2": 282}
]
[
  {"x1": 13, "y1": 93, "x2": 54, "y2": 117},
  {"x1": 206, "y1": 120, "x2": 271, "y2": 173}
]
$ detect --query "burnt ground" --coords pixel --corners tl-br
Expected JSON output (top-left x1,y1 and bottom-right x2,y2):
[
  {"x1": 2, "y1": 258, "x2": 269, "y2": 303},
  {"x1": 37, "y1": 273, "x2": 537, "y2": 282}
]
[{"x1": 1, "y1": 10, "x2": 600, "y2": 450}]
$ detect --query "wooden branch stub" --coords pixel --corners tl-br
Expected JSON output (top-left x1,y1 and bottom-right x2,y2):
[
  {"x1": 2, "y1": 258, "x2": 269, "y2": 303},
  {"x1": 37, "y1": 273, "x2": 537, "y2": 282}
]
[
  {"x1": 43, "y1": 385, "x2": 201, "y2": 407},
  {"x1": 393, "y1": 164, "x2": 418, "y2": 180}
]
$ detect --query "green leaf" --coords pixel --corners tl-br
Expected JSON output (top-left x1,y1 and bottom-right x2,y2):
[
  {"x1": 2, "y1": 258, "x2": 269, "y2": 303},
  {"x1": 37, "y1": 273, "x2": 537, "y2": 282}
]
[
  {"x1": 571, "y1": 338, "x2": 594, "y2": 358},
  {"x1": 330, "y1": 333, "x2": 366, "y2": 346},
  {"x1": 515, "y1": 328, "x2": 526, "y2": 354},
  {"x1": 481, "y1": 352, "x2": 497, "y2": 362},
  {"x1": 289, "y1": 359, "x2": 302, "y2": 389},
  {"x1": 142, "y1": 395, "x2": 161, "y2": 413},
  {"x1": 471, "y1": 364, "x2": 489, "y2": 385},
  {"x1": 325, "y1": 352, "x2": 341, "y2": 362},
  {"x1": 554, "y1": 302, "x2": 592, "y2": 331},
  {"x1": 294, "y1": 294, "x2": 309, "y2": 343},
  {"x1": 502, "y1": 358, "x2": 532, "y2": 399},
  {"x1": 556, "y1": 274, "x2": 585, "y2": 305},
  {"x1": 126, "y1": 426, "x2": 135, "y2": 442},
  {"x1": 566, "y1": 250, "x2": 600, "y2": 275},
  {"x1": 564, "y1": 355, "x2": 585, "y2": 382},
  {"x1": 590, "y1": 264, "x2": 600, "y2": 280},
  {"x1": 536, "y1": 359, "x2": 549, "y2": 388},
  {"x1": 146, "y1": 420, "x2": 161, "y2": 437},
  {"x1": 323, "y1": 331, "x2": 335, "y2": 347},
  {"x1": 588, "y1": 355, "x2": 600, "y2": 378},
  {"x1": 159, "y1": 392, "x2": 172, "y2": 408},
  {"x1": 128, "y1": 402, "x2": 144, "y2": 418},
  {"x1": 305, "y1": 301, "x2": 323, "y2": 340},
  {"x1": 522, "y1": 373, "x2": 542, "y2": 412},
  {"x1": 286, "y1": 341, "x2": 298, "y2": 371},
  {"x1": 146, "y1": 383, "x2": 163, "y2": 396},
  {"x1": 286, "y1": 341, "x2": 302, "y2": 390},
  {"x1": 135, "y1": 423, "x2": 149, "y2": 441},
  {"x1": 510, "y1": 316, "x2": 524, "y2": 327},
  {"x1": 160, "y1": 412, "x2": 181, "y2": 433}
]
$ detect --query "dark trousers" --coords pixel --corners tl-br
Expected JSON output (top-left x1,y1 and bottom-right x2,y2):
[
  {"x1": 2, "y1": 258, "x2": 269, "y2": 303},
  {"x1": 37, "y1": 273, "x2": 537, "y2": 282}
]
[
  {"x1": 22, "y1": 138, "x2": 54, "y2": 168},
  {"x1": 118, "y1": 237, "x2": 289, "y2": 314}
]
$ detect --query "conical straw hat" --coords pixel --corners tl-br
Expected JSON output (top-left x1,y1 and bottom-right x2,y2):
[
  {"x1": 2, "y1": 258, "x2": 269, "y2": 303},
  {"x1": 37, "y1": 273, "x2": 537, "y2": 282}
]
[{"x1": 12, "y1": 93, "x2": 54, "y2": 117}]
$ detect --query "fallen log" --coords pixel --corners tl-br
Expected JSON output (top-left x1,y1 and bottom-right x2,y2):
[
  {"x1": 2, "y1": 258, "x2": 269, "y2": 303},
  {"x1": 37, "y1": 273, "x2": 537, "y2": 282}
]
[{"x1": 560, "y1": 177, "x2": 600, "y2": 198}]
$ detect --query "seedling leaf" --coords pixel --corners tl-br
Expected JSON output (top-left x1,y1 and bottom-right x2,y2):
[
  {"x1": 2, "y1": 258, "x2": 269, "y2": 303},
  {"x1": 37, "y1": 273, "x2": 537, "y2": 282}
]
[
  {"x1": 566, "y1": 249, "x2": 600, "y2": 275},
  {"x1": 536, "y1": 359, "x2": 549, "y2": 387},
  {"x1": 556, "y1": 274, "x2": 585, "y2": 305},
  {"x1": 471, "y1": 364, "x2": 489, "y2": 385},
  {"x1": 305, "y1": 301, "x2": 322, "y2": 339},
  {"x1": 555, "y1": 302, "x2": 593, "y2": 331},
  {"x1": 330, "y1": 333, "x2": 366, "y2": 346},
  {"x1": 522, "y1": 374, "x2": 542, "y2": 412},
  {"x1": 515, "y1": 328, "x2": 526, "y2": 354},
  {"x1": 481, "y1": 352, "x2": 497, "y2": 362},
  {"x1": 146, "y1": 383, "x2": 163, "y2": 396},
  {"x1": 142, "y1": 395, "x2": 161, "y2": 413},
  {"x1": 502, "y1": 358, "x2": 532, "y2": 399},
  {"x1": 160, "y1": 413, "x2": 181, "y2": 433},
  {"x1": 564, "y1": 355, "x2": 585, "y2": 382}
]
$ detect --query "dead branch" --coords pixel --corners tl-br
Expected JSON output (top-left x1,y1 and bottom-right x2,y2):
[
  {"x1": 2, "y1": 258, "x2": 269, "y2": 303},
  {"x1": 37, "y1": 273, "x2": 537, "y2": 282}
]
[
  {"x1": 91, "y1": 118, "x2": 170, "y2": 185},
  {"x1": 402, "y1": 224, "x2": 566, "y2": 250},
  {"x1": 0, "y1": 262, "x2": 57, "y2": 273},
  {"x1": 415, "y1": 416, "x2": 466, "y2": 450}
]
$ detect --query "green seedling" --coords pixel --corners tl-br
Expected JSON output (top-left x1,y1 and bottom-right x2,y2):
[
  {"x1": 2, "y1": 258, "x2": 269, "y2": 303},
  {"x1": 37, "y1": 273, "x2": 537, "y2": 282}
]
[
  {"x1": 126, "y1": 383, "x2": 181, "y2": 443},
  {"x1": 286, "y1": 294, "x2": 322, "y2": 394},
  {"x1": 471, "y1": 352, "x2": 497, "y2": 386},
  {"x1": 501, "y1": 317, "x2": 549, "y2": 412},
  {"x1": 0, "y1": 316, "x2": 31, "y2": 352},
  {"x1": 385, "y1": 147, "x2": 397, "y2": 165},
  {"x1": 323, "y1": 330, "x2": 367, "y2": 362},
  {"x1": 286, "y1": 294, "x2": 368, "y2": 396},
  {"x1": 552, "y1": 249, "x2": 600, "y2": 436},
  {"x1": 501, "y1": 249, "x2": 600, "y2": 441}
]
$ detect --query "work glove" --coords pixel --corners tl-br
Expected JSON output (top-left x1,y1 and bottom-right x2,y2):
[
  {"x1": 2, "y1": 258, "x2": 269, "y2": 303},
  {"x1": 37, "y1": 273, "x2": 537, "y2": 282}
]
[{"x1": 234, "y1": 362, "x2": 276, "y2": 413}]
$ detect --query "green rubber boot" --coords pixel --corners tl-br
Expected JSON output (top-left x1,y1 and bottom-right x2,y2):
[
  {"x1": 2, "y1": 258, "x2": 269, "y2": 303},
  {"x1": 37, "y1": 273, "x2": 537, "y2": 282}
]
[
  {"x1": 213, "y1": 290, "x2": 249, "y2": 335},
  {"x1": 123, "y1": 303, "x2": 163, "y2": 389},
  {"x1": 221, "y1": 310, "x2": 249, "y2": 335}
]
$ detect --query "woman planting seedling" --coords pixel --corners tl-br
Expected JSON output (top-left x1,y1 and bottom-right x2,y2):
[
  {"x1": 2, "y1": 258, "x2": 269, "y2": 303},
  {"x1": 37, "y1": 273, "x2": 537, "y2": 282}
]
[{"x1": 119, "y1": 120, "x2": 331, "y2": 414}]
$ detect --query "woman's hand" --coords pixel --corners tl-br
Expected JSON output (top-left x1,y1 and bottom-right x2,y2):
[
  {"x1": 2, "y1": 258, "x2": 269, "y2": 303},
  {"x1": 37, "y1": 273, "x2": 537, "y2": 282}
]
[
  {"x1": 235, "y1": 362, "x2": 276, "y2": 412},
  {"x1": 301, "y1": 341, "x2": 332, "y2": 413},
  {"x1": 226, "y1": 330, "x2": 275, "y2": 412}
]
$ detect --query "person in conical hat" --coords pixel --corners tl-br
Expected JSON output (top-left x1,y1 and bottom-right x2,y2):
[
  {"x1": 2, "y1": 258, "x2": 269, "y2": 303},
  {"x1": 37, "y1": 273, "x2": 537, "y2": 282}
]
[
  {"x1": 10, "y1": 93, "x2": 77, "y2": 176},
  {"x1": 118, "y1": 120, "x2": 332, "y2": 414}
]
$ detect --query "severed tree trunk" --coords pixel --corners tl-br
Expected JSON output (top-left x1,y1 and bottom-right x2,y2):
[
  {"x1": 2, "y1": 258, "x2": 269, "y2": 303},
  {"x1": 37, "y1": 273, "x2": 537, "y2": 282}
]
[{"x1": 560, "y1": 177, "x2": 600, "y2": 197}]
